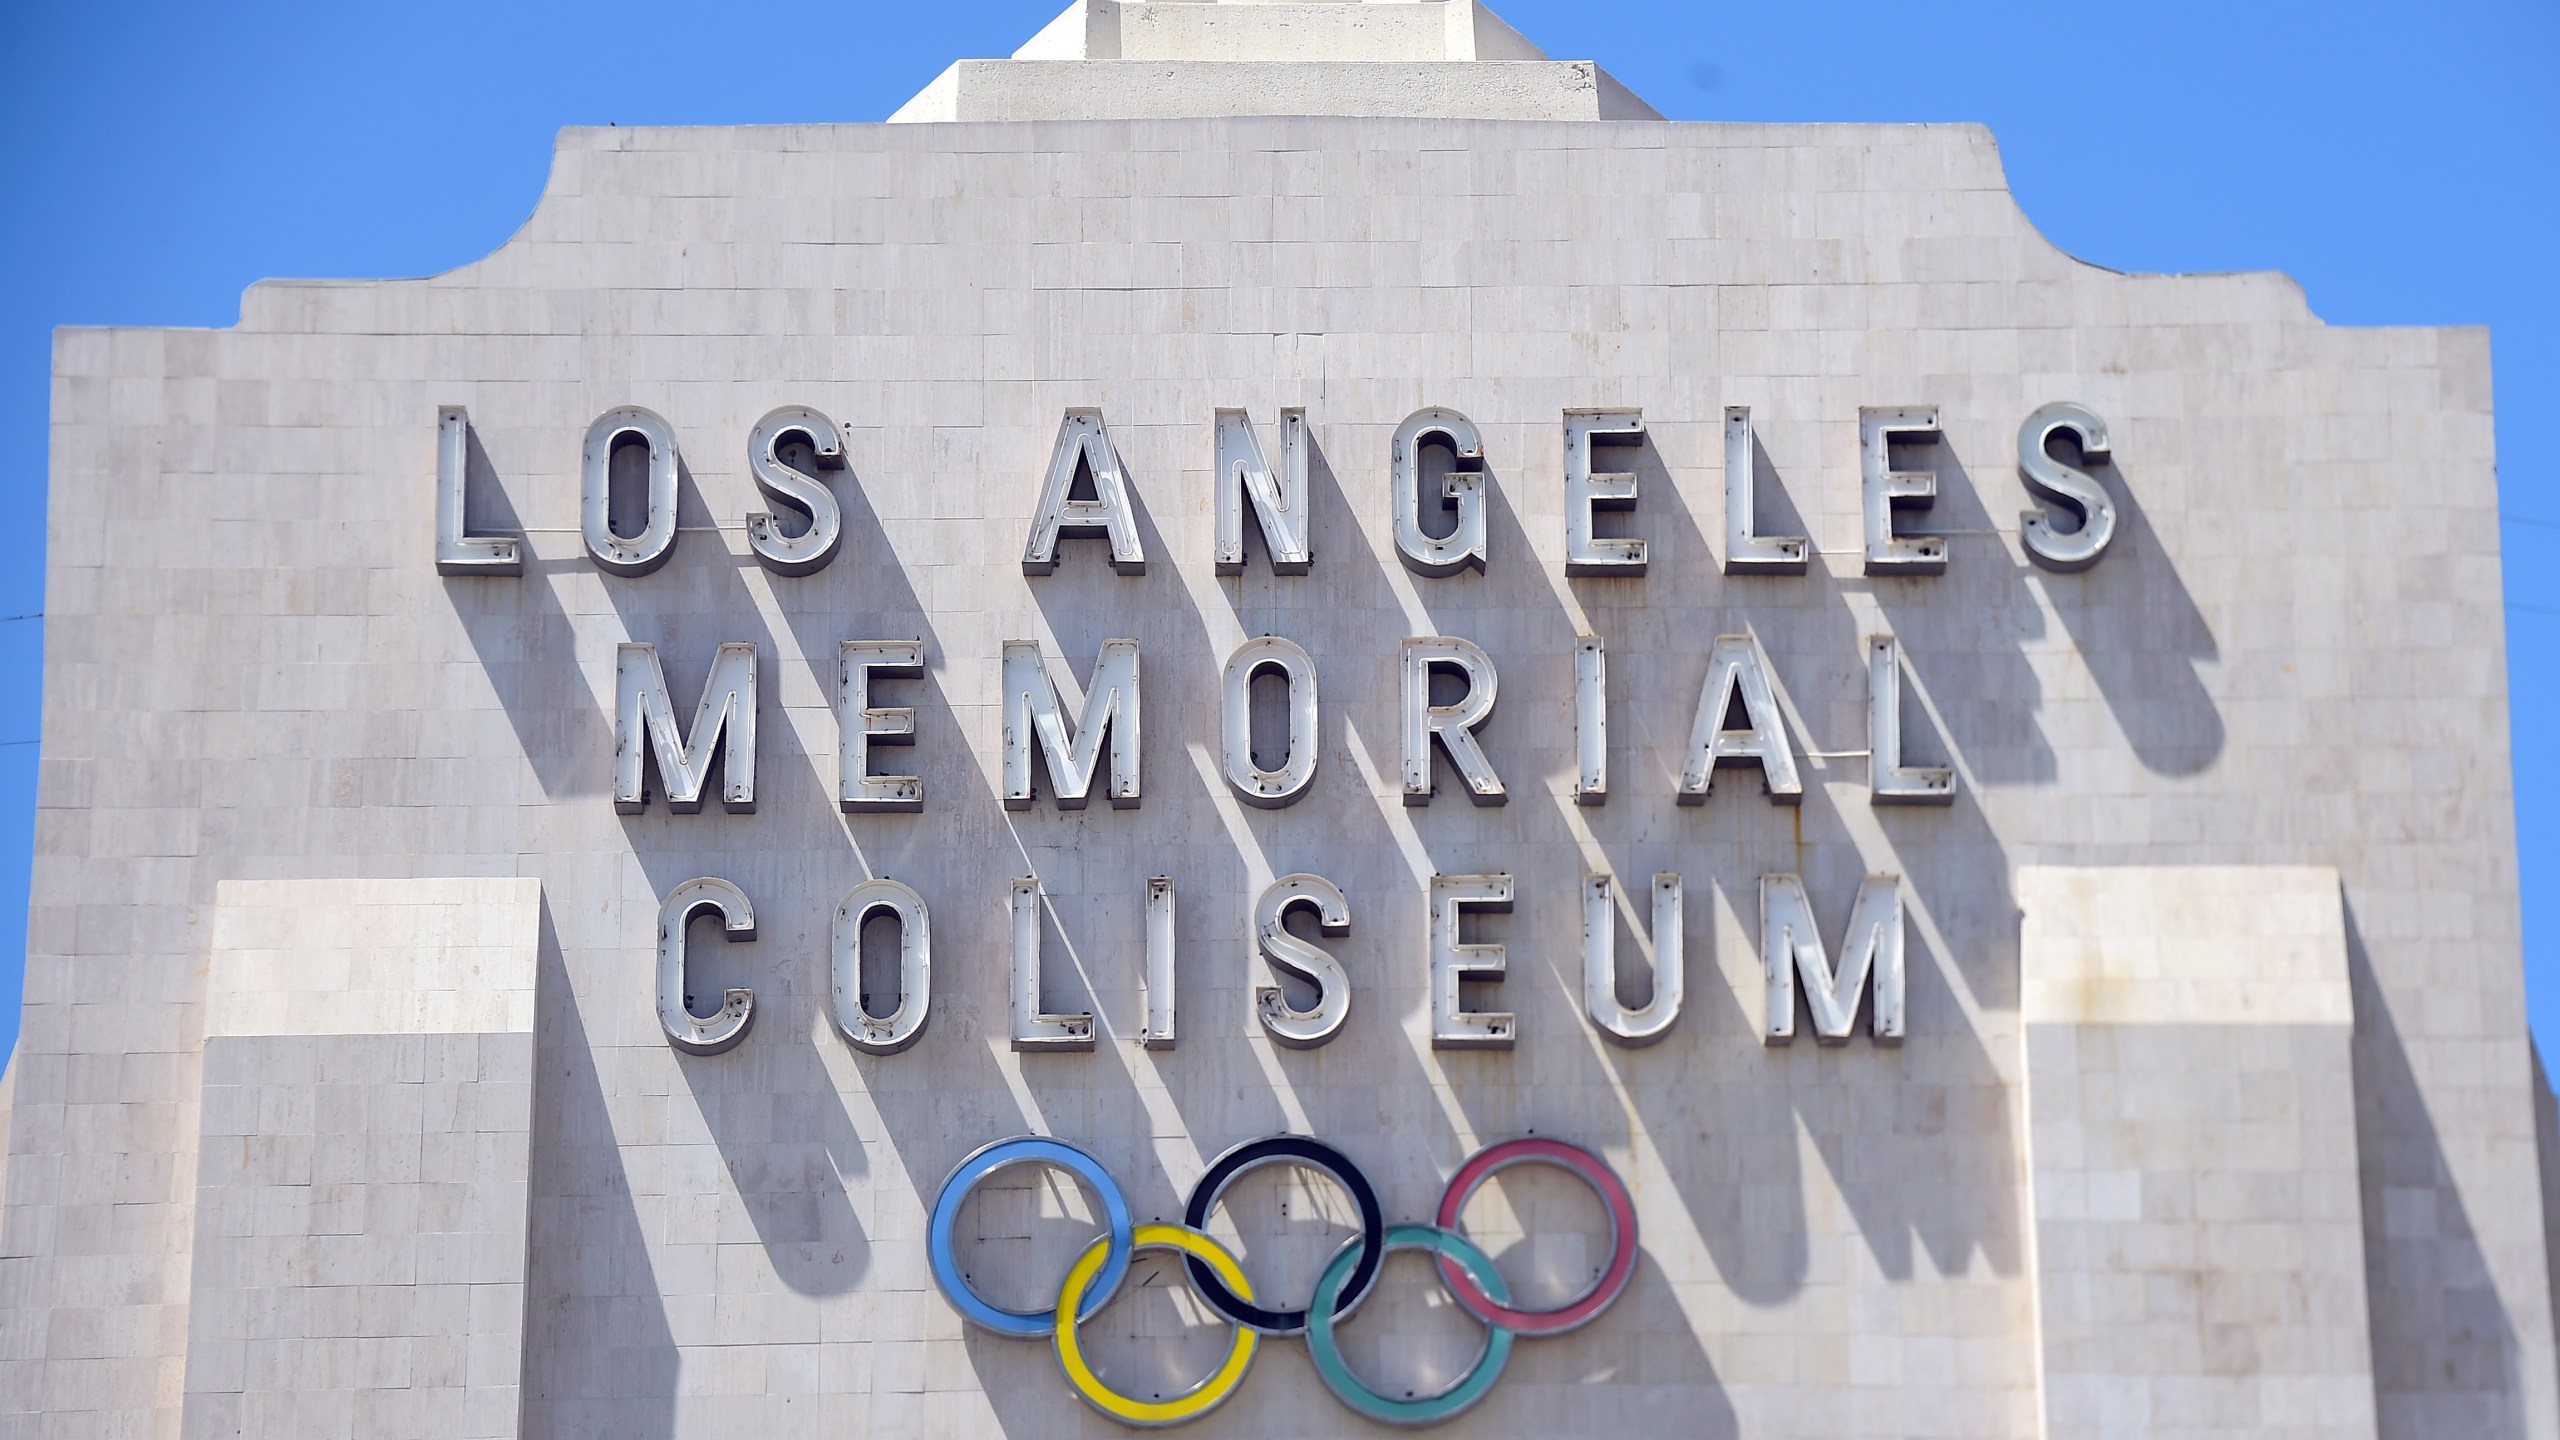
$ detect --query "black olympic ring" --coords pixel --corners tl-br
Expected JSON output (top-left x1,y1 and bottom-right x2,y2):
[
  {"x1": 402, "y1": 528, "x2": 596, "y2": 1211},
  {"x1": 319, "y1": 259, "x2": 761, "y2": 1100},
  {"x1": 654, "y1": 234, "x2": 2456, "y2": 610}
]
[{"x1": 1179, "y1": 1134, "x2": 1386, "y2": 1335}]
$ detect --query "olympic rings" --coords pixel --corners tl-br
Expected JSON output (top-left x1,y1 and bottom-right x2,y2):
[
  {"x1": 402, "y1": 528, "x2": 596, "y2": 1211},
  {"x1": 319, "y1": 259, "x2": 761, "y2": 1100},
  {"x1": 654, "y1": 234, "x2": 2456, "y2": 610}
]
[
  {"x1": 1305, "y1": 1224, "x2": 1517, "y2": 1426},
  {"x1": 1432, "y1": 1137, "x2": 1640, "y2": 1334},
  {"x1": 930, "y1": 1136, "x2": 1135, "y2": 1338},
  {"x1": 925, "y1": 1131, "x2": 1638, "y2": 1428},
  {"x1": 1181, "y1": 1135, "x2": 1385, "y2": 1334},
  {"x1": 1054, "y1": 1223, "x2": 1260, "y2": 1427}
]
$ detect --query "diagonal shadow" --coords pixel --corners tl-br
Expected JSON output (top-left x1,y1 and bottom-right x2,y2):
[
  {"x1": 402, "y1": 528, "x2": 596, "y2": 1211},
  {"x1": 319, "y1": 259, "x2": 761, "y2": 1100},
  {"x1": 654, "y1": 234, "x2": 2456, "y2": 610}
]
[
  {"x1": 2348, "y1": 897, "x2": 2525, "y2": 1438},
  {"x1": 2034, "y1": 443, "x2": 2224, "y2": 777},
  {"x1": 520, "y1": 901, "x2": 679, "y2": 1439},
  {"x1": 443, "y1": 420, "x2": 612, "y2": 801}
]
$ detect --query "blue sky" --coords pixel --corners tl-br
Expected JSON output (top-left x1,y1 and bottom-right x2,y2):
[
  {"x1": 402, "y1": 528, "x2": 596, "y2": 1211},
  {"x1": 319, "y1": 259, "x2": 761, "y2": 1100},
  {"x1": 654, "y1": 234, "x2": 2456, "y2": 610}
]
[{"x1": 0, "y1": 0, "x2": 2552, "y2": 1063}]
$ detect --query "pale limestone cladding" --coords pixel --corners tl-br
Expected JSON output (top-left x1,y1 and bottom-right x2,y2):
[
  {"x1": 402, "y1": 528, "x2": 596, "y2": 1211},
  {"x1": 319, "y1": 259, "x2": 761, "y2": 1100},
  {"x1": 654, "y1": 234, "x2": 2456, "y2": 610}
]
[{"x1": 4, "y1": 106, "x2": 2541, "y2": 1440}]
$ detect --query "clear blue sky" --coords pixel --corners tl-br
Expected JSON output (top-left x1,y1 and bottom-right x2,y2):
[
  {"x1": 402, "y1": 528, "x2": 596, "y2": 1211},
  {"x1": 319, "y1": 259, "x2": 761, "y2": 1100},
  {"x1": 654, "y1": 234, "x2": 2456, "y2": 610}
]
[{"x1": 0, "y1": 1, "x2": 2551, "y2": 1064}]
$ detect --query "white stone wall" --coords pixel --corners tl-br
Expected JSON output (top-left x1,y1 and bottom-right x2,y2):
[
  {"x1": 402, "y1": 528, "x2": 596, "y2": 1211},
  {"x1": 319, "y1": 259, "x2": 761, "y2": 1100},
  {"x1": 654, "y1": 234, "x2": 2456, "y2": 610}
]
[
  {"x1": 5, "y1": 115, "x2": 2541, "y2": 1438},
  {"x1": 2021, "y1": 865, "x2": 2378, "y2": 1439},
  {"x1": 181, "y1": 879, "x2": 539, "y2": 1440}
]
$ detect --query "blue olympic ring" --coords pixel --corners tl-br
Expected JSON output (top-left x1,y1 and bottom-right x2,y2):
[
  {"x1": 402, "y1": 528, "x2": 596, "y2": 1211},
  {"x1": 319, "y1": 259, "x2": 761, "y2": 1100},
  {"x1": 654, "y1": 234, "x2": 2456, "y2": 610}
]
[{"x1": 929, "y1": 1136, "x2": 1135, "y2": 1338}]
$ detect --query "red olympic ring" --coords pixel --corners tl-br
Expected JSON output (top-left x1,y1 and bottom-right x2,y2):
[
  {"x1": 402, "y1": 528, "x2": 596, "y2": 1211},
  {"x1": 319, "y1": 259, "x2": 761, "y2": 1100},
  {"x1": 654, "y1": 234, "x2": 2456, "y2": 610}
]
[{"x1": 1432, "y1": 1136, "x2": 1639, "y2": 1334}]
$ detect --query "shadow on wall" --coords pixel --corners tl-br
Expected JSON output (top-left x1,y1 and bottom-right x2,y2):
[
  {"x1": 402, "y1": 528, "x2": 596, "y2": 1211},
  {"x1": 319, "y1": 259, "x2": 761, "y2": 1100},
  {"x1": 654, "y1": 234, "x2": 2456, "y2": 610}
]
[
  {"x1": 2037, "y1": 447, "x2": 2223, "y2": 777},
  {"x1": 1163, "y1": 425, "x2": 1501, "y2": 1165},
  {"x1": 746, "y1": 434, "x2": 1042, "y2": 1313},
  {"x1": 584, "y1": 442, "x2": 883, "y2": 1299},
  {"x1": 1489, "y1": 1250, "x2": 1739, "y2": 1436},
  {"x1": 955, "y1": 439, "x2": 1308, "y2": 1439},
  {"x1": 1871, "y1": 443, "x2": 2059, "y2": 789},
  {"x1": 1698, "y1": 433, "x2": 2030, "y2": 1017},
  {"x1": 2348, "y1": 900, "x2": 2524, "y2": 1438},
  {"x1": 675, "y1": 1021, "x2": 873, "y2": 1297},
  {"x1": 1877, "y1": 432, "x2": 2224, "y2": 787},
  {"x1": 445, "y1": 421, "x2": 612, "y2": 801},
  {"x1": 1020, "y1": 424, "x2": 1749, "y2": 1439},
  {"x1": 1633, "y1": 423, "x2": 2027, "y2": 1302},
  {"x1": 521, "y1": 903, "x2": 680, "y2": 1440}
]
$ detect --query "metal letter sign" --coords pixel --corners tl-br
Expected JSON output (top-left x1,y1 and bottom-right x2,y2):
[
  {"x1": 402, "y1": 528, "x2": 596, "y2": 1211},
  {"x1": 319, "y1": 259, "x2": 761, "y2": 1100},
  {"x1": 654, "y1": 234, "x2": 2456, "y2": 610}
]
[
  {"x1": 744, "y1": 405, "x2": 846, "y2": 576},
  {"x1": 1390, "y1": 407, "x2": 1488, "y2": 576},
  {"x1": 1221, "y1": 636, "x2": 1318, "y2": 807},
  {"x1": 1722, "y1": 405, "x2": 1807, "y2": 574},
  {"x1": 1761, "y1": 873, "x2": 1906, "y2": 1043},
  {"x1": 1430, "y1": 874, "x2": 1516, "y2": 1049},
  {"x1": 1401, "y1": 637, "x2": 1505, "y2": 806},
  {"x1": 567, "y1": 396, "x2": 2128, "y2": 1067},
  {"x1": 831, "y1": 877, "x2": 930, "y2": 1055},
  {"x1": 1585, "y1": 872, "x2": 1682, "y2": 1044},
  {"x1": 1003, "y1": 639, "x2": 1142, "y2": 810},
  {"x1": 582, "y1": 406, "x2": 682, "y2": 577},
  {"x1": 656, "y1": 877, "x2": 755, "y2": 1055},
  {"x1": 433, "y1": 407, "x2": 521, "y2": 575},
  {"x1": 1025, "y1": 408, "x2": 1146, "y2": 575},
  {"x1": 1868, "y1": 635, "x2": 1955, "y2": 805},
  {"x1": 1254, "y1": 874, "x2": 1352, "y2": 1048},
  {"x1": 1859, "y1": 406, "x2": 1947, "y2": 577},
  {"x1": 1679, "y1": 634, "x2": 1801, "y2": 804},
  {"x1": 1213, "y1": 407, "x2": 1312, "y2": 574},
  {"x1": 1574, "y1": 635, "x2": 1607, "y2": 804},
  {"x1": 2018, "y1": 401, "x2": 2119, "y2": 571},
  {"x1": 1010, "y1": 875, "x2": 1095, "y2": 1051},
  {"x1": 1562, "y1": 408, "x2": 1645, "y2": 575},
  {"x1": 837, "y1": 640, "x2": 925, "y2": 813},
  {"x1": 615, "y1": 642, "x2": 758, "y2": 815},
  {"x1": 1143, "y1": 876, "x2": 1177, "y2": 1050}
]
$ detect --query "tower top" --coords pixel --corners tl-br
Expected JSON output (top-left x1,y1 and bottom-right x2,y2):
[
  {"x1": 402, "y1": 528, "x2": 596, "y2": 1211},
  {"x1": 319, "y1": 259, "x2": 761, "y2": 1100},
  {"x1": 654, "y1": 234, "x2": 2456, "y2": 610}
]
[{"x1": 890, "y1": 0, "x2": 1659, "y2": 122}]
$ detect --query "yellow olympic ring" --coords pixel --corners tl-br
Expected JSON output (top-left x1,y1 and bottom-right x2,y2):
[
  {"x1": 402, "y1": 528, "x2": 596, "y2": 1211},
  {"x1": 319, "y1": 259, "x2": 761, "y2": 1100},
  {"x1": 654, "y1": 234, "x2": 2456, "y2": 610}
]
[{"x1": 1052, "y1": 1223, "x2": 1260, "y2": 1427}]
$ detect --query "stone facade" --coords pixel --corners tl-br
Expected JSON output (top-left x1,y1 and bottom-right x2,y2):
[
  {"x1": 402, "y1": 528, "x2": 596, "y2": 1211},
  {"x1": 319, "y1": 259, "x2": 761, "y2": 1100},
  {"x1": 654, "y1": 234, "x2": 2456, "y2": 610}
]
[
  {"x1": 2020, "y1": 866, "x2": 2377, "y2": 1438},
  {"x1": 1, "y1": 4, "x2": 2547, "y2": 1437},
  {"x1": 184, "y1": 879, "x2": 539, "y2": 1440}
]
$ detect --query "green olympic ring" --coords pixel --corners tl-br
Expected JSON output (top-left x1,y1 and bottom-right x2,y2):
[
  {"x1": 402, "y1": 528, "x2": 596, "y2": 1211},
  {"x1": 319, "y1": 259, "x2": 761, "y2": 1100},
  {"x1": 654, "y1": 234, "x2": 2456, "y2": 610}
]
[{"x1": 1303, "y1": 1223, "x2": 1518, "y2": 1427}]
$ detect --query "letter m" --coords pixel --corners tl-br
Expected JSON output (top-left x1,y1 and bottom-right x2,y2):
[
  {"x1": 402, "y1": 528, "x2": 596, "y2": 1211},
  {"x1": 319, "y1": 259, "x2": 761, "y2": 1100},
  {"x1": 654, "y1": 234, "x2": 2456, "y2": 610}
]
[
  {"x1": 1759, "y1": 873, "x2": 1903, "y2": 1044},
  {"x1": 616, "y1": 642, "x2": 758, "y2": 814},
  {"x1": 1003, "y1": 639, "x2": 1141, "y2": 810}
]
